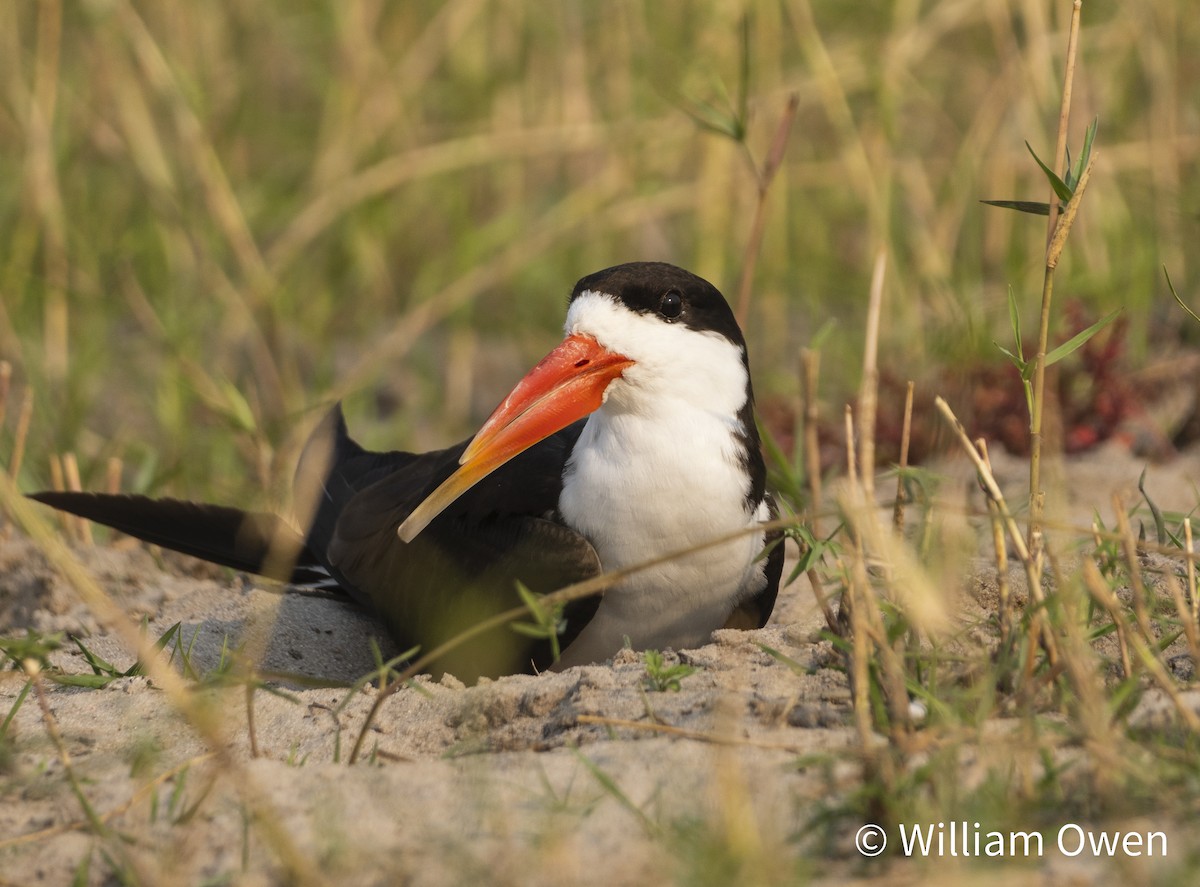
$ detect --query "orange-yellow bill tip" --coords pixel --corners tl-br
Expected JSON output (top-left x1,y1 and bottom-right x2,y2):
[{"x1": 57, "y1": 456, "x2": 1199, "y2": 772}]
[
  {"x1": 397, "y1": 333, "x2": 633, "y2": 543},
  {"x1": 397, "y1": 460, "x2": 490, "y2": 542}
]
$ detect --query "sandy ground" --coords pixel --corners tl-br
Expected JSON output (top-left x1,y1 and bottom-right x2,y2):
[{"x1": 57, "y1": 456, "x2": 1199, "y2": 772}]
[{"x1": 1, "y1": 442, "x2": 1198, "y2": 886}]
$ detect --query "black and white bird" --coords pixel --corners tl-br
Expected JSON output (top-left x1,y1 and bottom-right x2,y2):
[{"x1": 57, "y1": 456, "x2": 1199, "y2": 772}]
[{"x1": 31, "y1": 263, "x2": 783, "y2": 681}]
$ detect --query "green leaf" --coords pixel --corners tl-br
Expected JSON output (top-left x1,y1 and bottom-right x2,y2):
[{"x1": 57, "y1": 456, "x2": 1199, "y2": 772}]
[
  {"x1": 642, "y1": 649, "x2": 697, "y2": 692},
  {"x1": 0, "y1": 630, "x2": 64, "y2": 667},
  {"x1": 73, "y1": 637, "x2": 121, "y2": 677},
  {"x1": 756, "y1": 642, "x2": 811, "y2": 676},
  {"x1": 682, "y1": 98, "x2": 744, "y2": 140},
  {"x1": 785, "y1": 523, "x2": 840, "y2": 582},
  {"x1": 1, "y1": 679, "x2": 33, "y2": 741},
  {"x1": 994, "y1": 343, "x2": 1027, "y2": 373},
  {"x1": 1026, "y1": 141, "x2": 1073, "y2": 202},
  {"x1": 511, "y1": 581, "x2": 563, "y2": 662},
  {"x1": 757, "y1": 414, "x2": 804, "y2": 509},
  {"x1": 125, "y1": 621, "x2": 183, "y2": 677},
  {"x1": 50, "y1": 673, "x2": 121, "y2": 689},
  {"x1": 1156, "y1": 628, "x2": 1185, "y2": 654},
  {"x1": 1137, "y1": 467, "x2": 1177, "y2": 547},
  {"x1": 1067, "y1": 118, "x2": 1099, "y2": 189},
  {"x1": 571, "y1": 745, "x2": 658, "y2": 835},
  {"x1": 980, "y1": 199, "x2": 1052, "y2": 216},
  {"x1": 682, "y1": 15, "x2": 752, "y2": 144},
  {"x1": 70, "y1": 850, "x2": 91, "y2": 887},
  {"x1": 1006, "y1": 285, "x2": 1023, "y2": 359},
  {"x1": 1044, "y1": 307, "x2": 1123, "y2": 367},
  {"x1": 1165, "y1": 266, "x2": 1200, "y2": 325}
]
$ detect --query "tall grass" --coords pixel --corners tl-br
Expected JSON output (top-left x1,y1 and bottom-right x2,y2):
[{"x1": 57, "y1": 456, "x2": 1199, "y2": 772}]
[{"x1": 0, "y1": 1, "x2": 1195, "y2": 502}]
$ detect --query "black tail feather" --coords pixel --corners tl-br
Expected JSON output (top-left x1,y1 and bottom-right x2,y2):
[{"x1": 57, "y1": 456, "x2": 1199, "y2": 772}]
[{"x1": 26, "y1": 491, "x2": 326, "y2": 585}]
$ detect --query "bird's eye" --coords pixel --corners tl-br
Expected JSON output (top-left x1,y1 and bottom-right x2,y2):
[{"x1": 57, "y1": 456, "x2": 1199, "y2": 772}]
[{"x1": 658, "y1": 289, "x2": 683, "y2": 319}]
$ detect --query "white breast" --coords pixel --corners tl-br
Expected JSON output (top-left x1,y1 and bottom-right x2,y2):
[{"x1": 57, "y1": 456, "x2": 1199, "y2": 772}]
[{"x1": 551, "y1": 290, "x2": 769, "y2": 667}]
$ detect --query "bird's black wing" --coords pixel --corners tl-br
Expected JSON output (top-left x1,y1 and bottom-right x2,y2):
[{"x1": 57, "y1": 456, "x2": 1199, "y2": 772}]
[{"x1": 299, "y1": 404, "x2": 602, "y2": 679}]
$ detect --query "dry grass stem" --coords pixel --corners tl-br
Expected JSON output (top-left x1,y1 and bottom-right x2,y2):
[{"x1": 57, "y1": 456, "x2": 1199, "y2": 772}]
[
  {"x1": 1045, "y1": 0, "x2": 1085, "y2": 245},
  {"x1": 856, "y1": 249, "x2": 887, "y2": 504},
  {"x1": 1185, "y1": 517, "x2": 1197, "y2": 624},
  {"x1": 734, "y1": 94, "x2": 799, "y2": 323},
  {"x1": 1112, "y1": 495, "x2": 1152, "y2": 638},
  {"x1": 105, "y1": 457, "x2": 122, "y2": 495},
  {"x1": 61, "y1": 452, "x2": 92, "y2": 545},
  {"x1": 843, "y1": 405, "x2": 856, "y2": 489},
  {"x1": 1028, "y1": 0, "x2": 1087, "y2": 546},
  {"x1": 807, "y1": 567, "x2": 838, "y2": 636},
  {"x1": 1086, "y1": 561, "x2": 1132, "y2": 681},
  {"x1": 0, "y1": 360, "x2": 10, "y2": 427},
  {"x1": 245, "y1": 684, "x2": 260, "y2": 759},
  {"x1": 8, "y1": 388, "x2": 33, "y2": 481},
  {"x1": 845, "y1": 552, "x2": 874, "y2": 745},
  {"x1": 30, "y1": 0, "x2": 69, "y2": 386},
  {"x1": 978, "y1": 439, "x2": 1013, "y2": 646},
  {"x1": 1164, "y1": 571, "x2": 1200, "y2": 664},
  {"x1": 1046, "y1": 154, "x2": 1096, "y2": 270},
  {"x1": 934, "y1": 400, "x2": 1033, "y2": 570},
  {"x1": 801, "y1": 348, "x2": 822, "y2": 532},
  {"x1": 934, "y1": 396, "x2": 1059, "y2": 667},
  {"x1": 1185, "y1": 513, "x2": 1195, "y2": 624},
  {"x1": 891, "y1": 380, "x2": 914, "y2": 534}
]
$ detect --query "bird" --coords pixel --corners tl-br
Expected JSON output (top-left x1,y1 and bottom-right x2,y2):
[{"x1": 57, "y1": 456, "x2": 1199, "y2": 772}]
[{"x1": 30, "y1": 262, "x2": 783, "y2": 682}]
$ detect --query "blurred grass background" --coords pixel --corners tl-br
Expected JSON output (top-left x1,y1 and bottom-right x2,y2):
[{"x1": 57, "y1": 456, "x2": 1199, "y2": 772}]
[{"x1": 1, "y1": 0, "x2": 1196, "y2": 506}]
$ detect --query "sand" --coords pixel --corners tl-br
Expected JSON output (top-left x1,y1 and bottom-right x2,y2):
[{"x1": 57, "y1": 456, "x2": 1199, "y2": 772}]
[{"x1": 1, "y1": 442, "x2": 1198, "y2": 885}]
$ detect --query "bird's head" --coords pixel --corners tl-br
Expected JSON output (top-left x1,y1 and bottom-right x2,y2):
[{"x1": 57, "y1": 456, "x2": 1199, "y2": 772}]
[{"x1": 397, "y1": 262, "x2": 748, "y2": 542}]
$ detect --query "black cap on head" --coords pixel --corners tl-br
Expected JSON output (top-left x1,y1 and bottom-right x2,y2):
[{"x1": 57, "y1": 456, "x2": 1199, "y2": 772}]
[{"x1": 570, "y1": 262, "x2": 747, "y2": 351}]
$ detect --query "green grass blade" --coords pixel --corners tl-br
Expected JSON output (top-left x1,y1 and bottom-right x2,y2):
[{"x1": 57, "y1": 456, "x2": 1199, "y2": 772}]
[
  {"x1": 1, "y1": 679, "x2": 33, "y2": 741},
  {"x1": 980, "y1": 199, "x2": 1052, "y2": 216},
  {"x1": 994, "y1": 343, "x2": 1025, "y2": 372},
  {"x1": 1025, "y1": 141, "x2": 1073, "y2": 201},
  {"x1": 126, "y1": 622, "x2": 183, "y2": 677},
  {"x1": 1043, "y1": 307, "x2": 1122, "y2": 367},
  {"x1": 72, "y1": 637, "x2": 120, "y2": 677},
  {"x1": 1006, "y1": 284, "x2": 1024, "y2": 358},
  {"x1": 1137, "y1": 467, "x2": 1173, "y2": 547},
  {"x1": 1068, "y1": 117, "x2": 1099, "y2": 187},
  {"x1": 1165, "y1": 266, "x2": 1200, "y2": 324},
  {"x1": 571, "y1": 744, "x2": 658, "y2": 836},
  {"x1": 756, "y1": 642, "x2": 811, "y2": 676}
]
